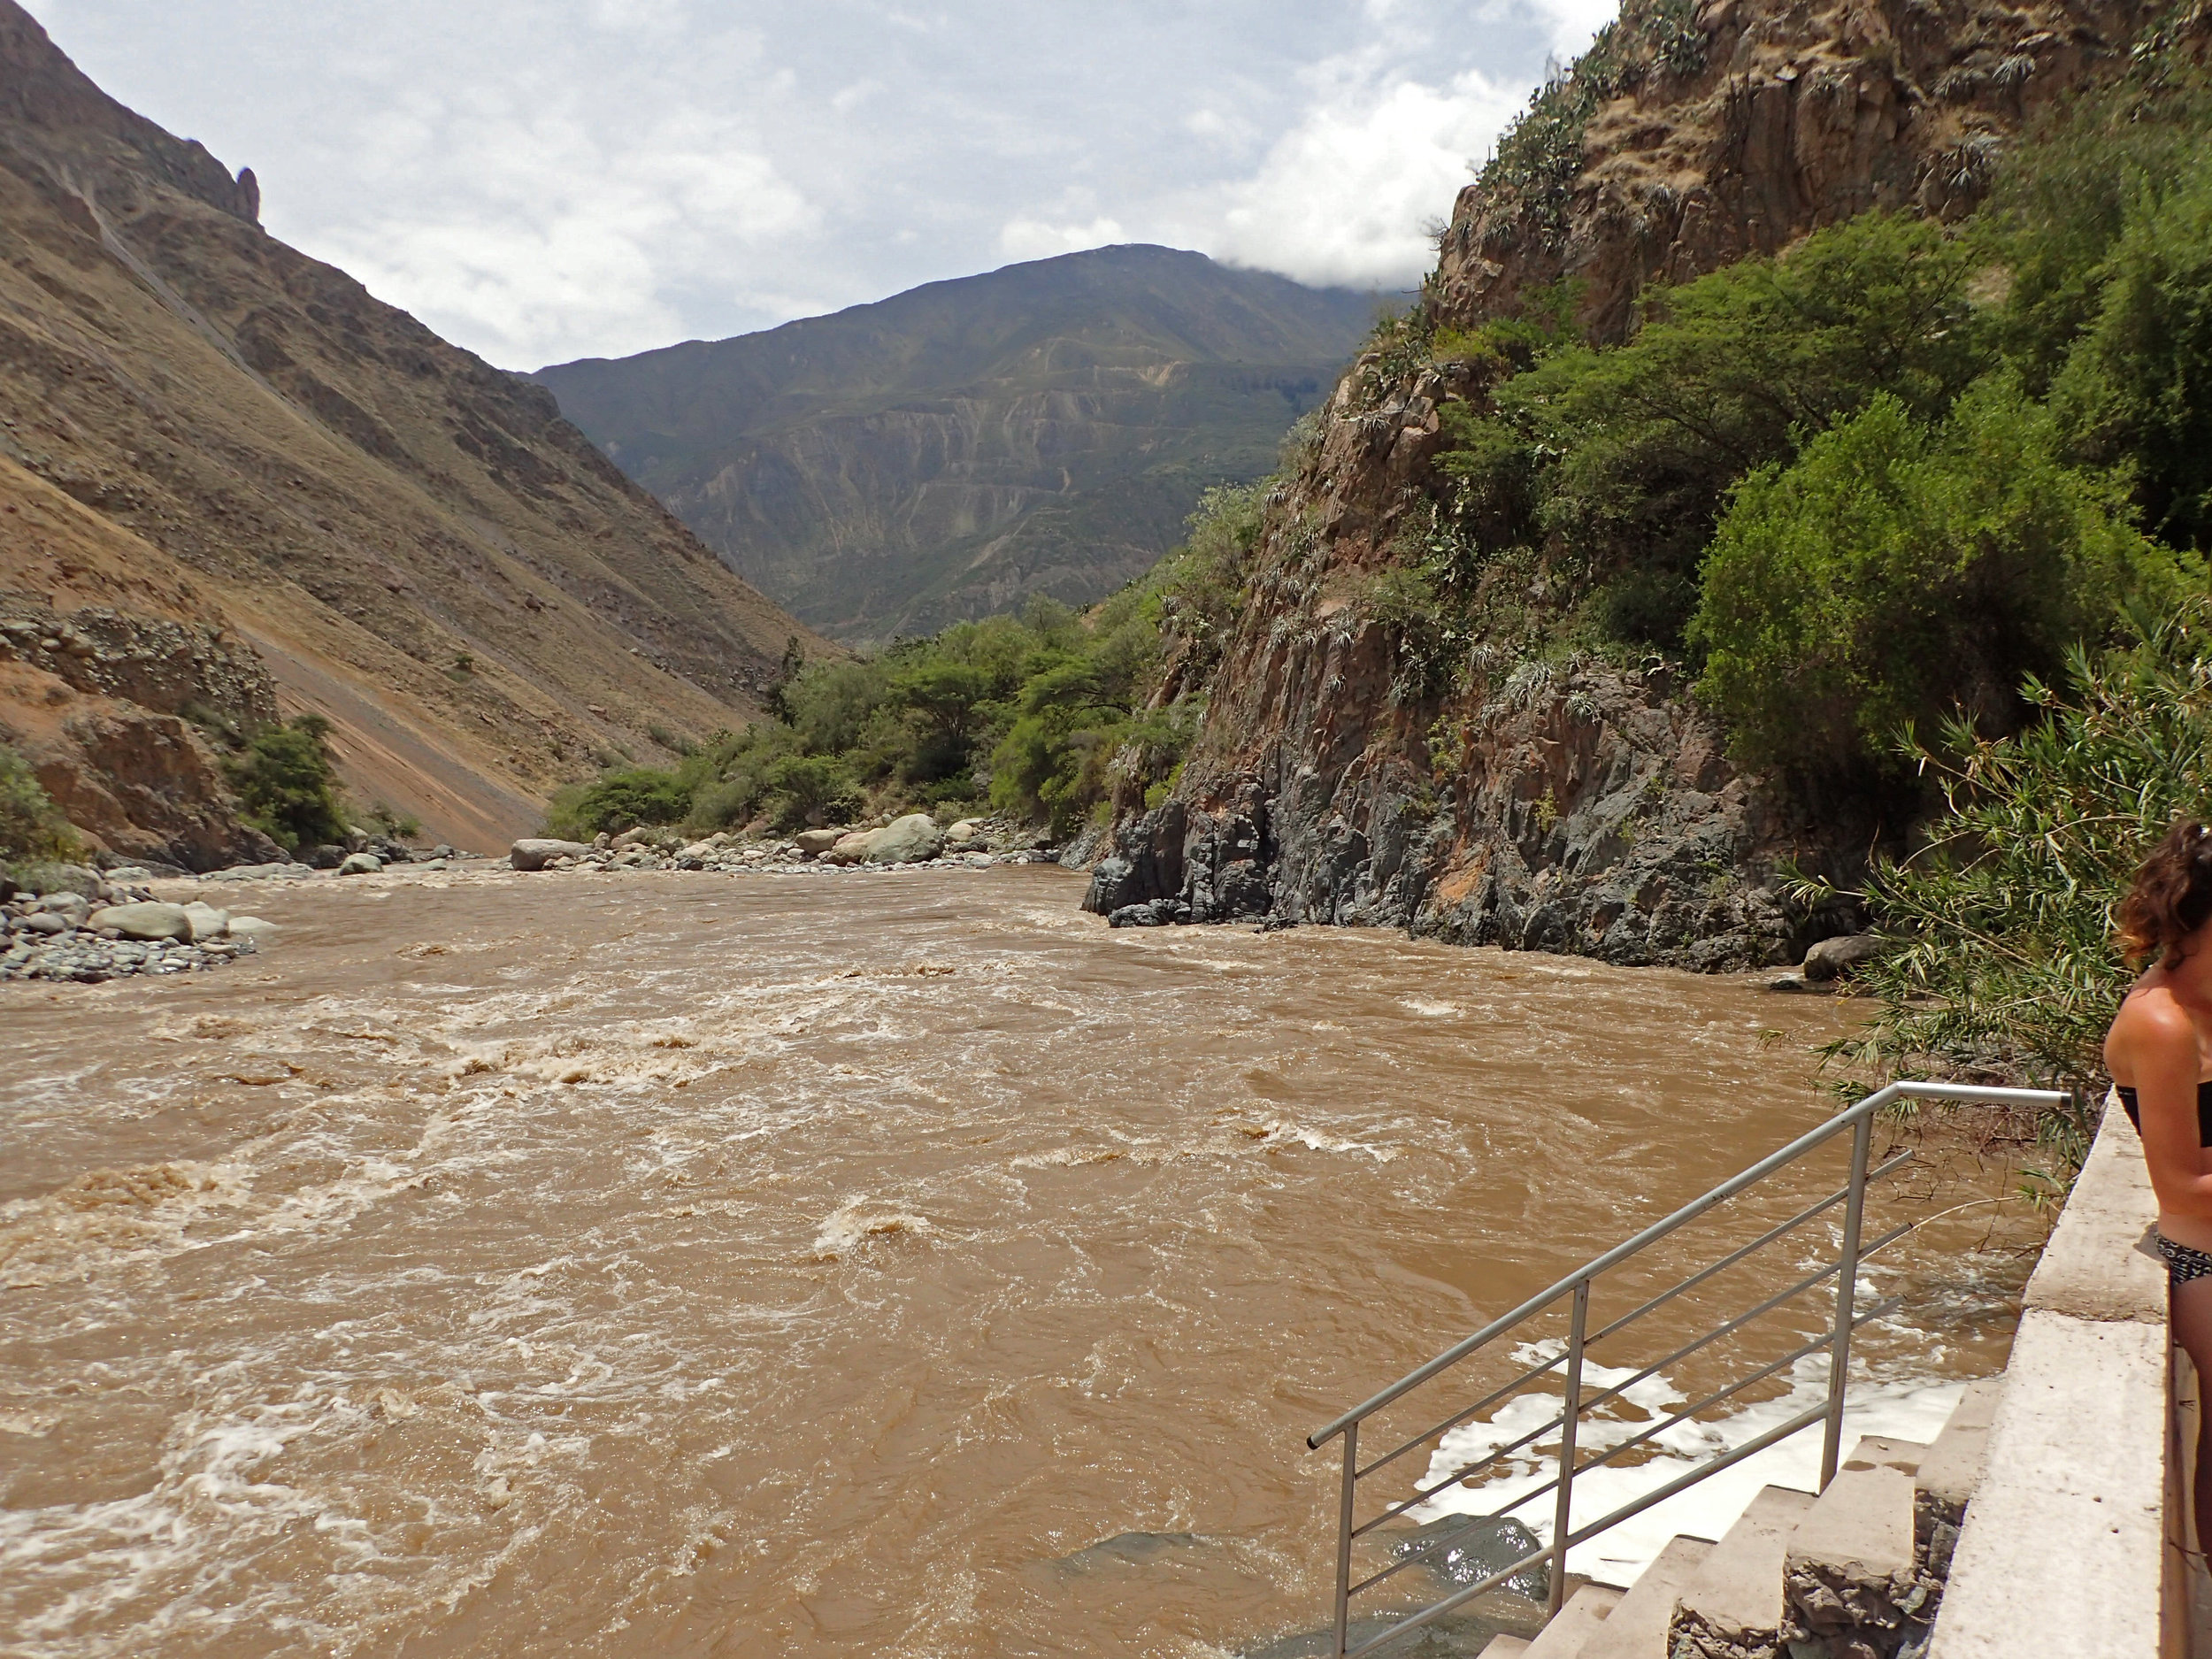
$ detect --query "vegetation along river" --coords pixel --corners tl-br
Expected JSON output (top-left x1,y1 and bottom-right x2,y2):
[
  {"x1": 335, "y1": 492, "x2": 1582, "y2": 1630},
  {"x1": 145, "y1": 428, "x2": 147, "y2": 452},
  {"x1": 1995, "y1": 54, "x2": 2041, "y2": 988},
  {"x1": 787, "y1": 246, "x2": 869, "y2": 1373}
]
[{"x1": 0, "y1": 864, "x2": 2033, "y2": 1656}]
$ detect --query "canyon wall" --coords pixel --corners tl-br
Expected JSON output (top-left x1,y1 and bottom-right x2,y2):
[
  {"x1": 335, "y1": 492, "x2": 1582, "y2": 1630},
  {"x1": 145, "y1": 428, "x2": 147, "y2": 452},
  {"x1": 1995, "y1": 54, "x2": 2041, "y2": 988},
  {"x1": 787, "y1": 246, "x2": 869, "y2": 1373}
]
[{"x1": 1091, "y1": 0, "x2": 2162, "y2": 966}]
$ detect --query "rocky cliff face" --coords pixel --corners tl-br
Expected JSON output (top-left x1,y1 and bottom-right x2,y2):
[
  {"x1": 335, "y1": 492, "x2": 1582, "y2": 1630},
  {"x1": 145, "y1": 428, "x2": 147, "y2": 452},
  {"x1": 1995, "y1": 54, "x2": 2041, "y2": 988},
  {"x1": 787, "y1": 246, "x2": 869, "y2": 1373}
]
[
  {"x1": 536, "y1": 247, "x2": 1376, "y2": 641},
  {"x1": 0, "y1": 1, "x2": 828, "y2": 858},
  {"x1": 1089, "y1": 0, "x2": 2162, "y2": 967}
]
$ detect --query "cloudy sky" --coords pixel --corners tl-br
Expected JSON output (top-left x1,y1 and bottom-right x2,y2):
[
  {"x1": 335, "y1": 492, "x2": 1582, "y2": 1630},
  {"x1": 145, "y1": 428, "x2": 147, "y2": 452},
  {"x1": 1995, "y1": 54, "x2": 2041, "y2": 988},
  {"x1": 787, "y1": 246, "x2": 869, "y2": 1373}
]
[{"x1": 28, "y1": 0, "x2": 1617, "y2": 370}]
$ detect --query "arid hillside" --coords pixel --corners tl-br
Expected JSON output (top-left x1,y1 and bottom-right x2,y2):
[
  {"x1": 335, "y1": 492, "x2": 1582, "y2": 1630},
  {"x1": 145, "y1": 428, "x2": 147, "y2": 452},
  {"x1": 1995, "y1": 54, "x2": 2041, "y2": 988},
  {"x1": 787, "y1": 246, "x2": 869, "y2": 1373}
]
[{"x1": 0, "y1": 0, "x2": 826, "y2": 858}]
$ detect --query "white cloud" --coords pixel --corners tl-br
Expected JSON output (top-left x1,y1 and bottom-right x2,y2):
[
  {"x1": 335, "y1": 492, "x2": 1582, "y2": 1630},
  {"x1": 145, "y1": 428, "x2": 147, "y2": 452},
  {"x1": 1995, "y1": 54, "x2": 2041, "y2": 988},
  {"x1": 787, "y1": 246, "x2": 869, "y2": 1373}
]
[
  {"x1": 28, "y1": 0, "x2": 1610, "y2": 363},
  {"x1": 1210, "y1": 68, "x2": 1524, "y2": 289}
]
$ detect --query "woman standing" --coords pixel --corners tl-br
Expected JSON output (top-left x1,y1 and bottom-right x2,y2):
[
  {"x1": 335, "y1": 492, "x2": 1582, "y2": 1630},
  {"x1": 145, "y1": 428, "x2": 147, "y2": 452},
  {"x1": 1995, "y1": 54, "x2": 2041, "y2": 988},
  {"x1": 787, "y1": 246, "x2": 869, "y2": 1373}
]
[{"x1": 2106, "y1": 820, "x2": 2212, "y2": 1553}]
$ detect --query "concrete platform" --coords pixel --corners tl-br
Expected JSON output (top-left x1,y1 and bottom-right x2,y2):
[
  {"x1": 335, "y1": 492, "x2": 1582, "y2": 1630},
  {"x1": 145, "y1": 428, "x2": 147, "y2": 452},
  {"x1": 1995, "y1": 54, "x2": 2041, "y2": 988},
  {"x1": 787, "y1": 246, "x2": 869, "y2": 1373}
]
[
  {"x1": 1930, "y1": 1310, "x2": 2169, "y2": 1658},
  {"x1": 1476, "y1": 1638, "x2": 1532, "y2": 1658}
]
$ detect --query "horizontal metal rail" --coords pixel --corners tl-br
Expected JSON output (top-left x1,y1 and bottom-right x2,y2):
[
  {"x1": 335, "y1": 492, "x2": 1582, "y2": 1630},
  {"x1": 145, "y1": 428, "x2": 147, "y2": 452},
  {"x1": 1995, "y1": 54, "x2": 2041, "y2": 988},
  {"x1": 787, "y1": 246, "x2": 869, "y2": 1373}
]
[
  {"x1": 1310, "y1": 1080, "x2": 2067, "y2": 1659},
  {"x1": 1353, "y1": 1298, "x2": 1900, "y2": 1601},
  {"x1": 1354, "y1": 1148, "x2": 1912, "y2": 1486},
  {"x1": 1352, "y1": 1222, "x2": 1911, "y2": 1544}
]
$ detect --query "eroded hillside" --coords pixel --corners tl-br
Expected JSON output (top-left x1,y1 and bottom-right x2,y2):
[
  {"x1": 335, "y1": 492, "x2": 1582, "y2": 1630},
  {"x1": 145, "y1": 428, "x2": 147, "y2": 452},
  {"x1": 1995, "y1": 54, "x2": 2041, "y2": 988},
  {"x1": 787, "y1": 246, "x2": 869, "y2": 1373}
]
[{"x1": 0, "y1": 0, "x2": 827, "y2": 859}]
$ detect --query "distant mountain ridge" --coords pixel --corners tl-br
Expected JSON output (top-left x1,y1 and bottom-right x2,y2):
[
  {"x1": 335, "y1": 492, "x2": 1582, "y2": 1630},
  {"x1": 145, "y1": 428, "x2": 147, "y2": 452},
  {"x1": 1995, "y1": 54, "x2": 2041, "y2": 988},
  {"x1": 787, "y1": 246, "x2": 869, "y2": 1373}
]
[{"x1": 535, "y1": 246, "x2": 1381, "y2": 641}]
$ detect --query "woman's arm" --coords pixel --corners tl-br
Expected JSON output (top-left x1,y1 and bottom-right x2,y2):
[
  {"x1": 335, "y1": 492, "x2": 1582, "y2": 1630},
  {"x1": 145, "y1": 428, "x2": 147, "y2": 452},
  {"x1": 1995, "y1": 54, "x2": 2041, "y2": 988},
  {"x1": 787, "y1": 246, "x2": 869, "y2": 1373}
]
[{"x1": 2116, "y1": 996, "x2": 2212, "y2": 1216}]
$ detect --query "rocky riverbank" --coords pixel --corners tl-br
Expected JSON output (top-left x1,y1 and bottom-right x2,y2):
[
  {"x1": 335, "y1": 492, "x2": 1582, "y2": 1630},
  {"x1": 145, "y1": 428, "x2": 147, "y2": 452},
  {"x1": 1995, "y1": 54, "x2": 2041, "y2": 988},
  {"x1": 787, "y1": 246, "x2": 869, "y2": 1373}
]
[
  {"x1": 1, "y1": 864, "x2": 273, "y2": 983},
  {"x1": 0, "y1": 813, "x2": 1068, "y2": 988},
  {"x1": 506, "y1": 813, "x2": 1057, "y2": 877}
]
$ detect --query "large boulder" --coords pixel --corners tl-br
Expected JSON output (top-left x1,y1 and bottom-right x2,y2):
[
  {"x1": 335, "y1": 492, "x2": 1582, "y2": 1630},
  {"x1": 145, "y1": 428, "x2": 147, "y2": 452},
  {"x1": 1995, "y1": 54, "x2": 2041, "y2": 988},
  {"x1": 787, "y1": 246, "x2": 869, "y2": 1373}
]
[
  {"x1": 511, "y1": 839, "x2": 593, "y2": 872},
  {"x1": 823, "y1": 831, "x2": 875, "y2": 866},
  {"x1": 88, "y1": 901, "x2": 194, "y2": 941},
  {"x1": 337, "y1": 852, "x2": 383, "y2": 876},
  {"x1": 794, "y1": 828, "x2": 843, "y2": 858},
  {"x1": 26, "y1": 863, "x2": 108, "y2": 900},
  {"x1": 1802, "y1": 933, "x2": 1884, "y2": 982},
  {"x1": 864, "y1": 813, "x2": 947, "y2": 866},
  {"x1": 181, "y1": 902, "x2": 230, "y2": 941},
  {"x1": 226, "y1": 915, "x2": 278, "y2": 943},
  {"x1": 36, "y1": 892, "x2": 91, "y2": 928}
]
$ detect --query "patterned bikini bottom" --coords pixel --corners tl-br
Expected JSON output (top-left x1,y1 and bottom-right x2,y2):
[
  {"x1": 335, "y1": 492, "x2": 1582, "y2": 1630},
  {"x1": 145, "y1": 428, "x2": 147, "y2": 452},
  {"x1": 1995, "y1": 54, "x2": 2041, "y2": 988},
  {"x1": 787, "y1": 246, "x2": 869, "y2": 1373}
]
[{"x1": 2158, "y1": 1233, "x2": 2212, "y2": 1286}]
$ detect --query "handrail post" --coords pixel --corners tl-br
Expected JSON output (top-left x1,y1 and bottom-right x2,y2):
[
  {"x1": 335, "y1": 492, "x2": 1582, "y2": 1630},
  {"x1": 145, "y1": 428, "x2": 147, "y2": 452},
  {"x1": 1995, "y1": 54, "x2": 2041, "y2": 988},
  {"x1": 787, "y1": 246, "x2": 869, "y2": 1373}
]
[
  {"x1": 1548, "y1": 1279, "x2": 1590, "y2": 1617},
  {"x1": 1333, "y1": 1420, "x2": 1358, "y2": 1658},
  {"x1": 1820, "y1": 1110, "x2": 1873, "y2": 1488}
]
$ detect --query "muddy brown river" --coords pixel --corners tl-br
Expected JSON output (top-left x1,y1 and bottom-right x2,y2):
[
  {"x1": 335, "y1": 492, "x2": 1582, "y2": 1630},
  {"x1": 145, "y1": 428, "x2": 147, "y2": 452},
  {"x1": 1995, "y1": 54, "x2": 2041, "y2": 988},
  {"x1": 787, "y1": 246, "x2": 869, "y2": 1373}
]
[{"x1": 0, "y1": 864, "x2": 2033, "y2": 1657}]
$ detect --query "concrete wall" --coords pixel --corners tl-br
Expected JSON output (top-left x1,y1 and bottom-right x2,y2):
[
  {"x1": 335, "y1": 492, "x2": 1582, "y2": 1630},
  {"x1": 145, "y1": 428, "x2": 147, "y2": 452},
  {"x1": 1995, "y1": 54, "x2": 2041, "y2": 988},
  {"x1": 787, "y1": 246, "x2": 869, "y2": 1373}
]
[{"x1": 1929, "y1": 1099, "x2": 2185, "y2": 1658}]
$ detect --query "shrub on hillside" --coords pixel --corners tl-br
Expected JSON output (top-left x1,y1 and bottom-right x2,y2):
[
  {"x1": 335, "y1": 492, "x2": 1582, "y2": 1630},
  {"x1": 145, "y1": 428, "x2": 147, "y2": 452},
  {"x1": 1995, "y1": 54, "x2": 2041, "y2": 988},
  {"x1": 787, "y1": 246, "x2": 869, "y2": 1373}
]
[
  {"x1": 1430, "y1": 212, "x2": 1991, "y2": 654},
  {"x1": 2047, "y1": 150, "x2": 2212, "y2": 550},
  {"x1": 0, "y1": 743, "x2": 79, "y2": 866},
  {"x1": 561, "y1": 768, "x2": 693, "y2": 836},
  {"x1": 223, "y1": 716, "x2": 347, "y2": 852},
  {"x1": 1688, "y1": 383, "x2": 2195, "y2": 780}
]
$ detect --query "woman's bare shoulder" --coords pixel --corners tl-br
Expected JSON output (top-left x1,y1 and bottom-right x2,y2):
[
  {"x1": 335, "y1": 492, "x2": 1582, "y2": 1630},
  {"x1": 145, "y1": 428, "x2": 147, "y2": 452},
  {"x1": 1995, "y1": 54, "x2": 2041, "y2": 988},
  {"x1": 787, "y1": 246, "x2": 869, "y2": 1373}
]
[{"x1": 2108, "y1": 979, "x2": 2199, "y2": 1068}]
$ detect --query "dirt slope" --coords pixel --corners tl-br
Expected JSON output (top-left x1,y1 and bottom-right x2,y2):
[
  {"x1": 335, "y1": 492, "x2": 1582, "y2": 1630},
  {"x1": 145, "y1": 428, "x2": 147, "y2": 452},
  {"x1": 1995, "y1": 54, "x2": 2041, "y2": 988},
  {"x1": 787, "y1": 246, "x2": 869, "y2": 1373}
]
[{"x1": 0, "y1": 0, "x2": 829, "y2": 857}]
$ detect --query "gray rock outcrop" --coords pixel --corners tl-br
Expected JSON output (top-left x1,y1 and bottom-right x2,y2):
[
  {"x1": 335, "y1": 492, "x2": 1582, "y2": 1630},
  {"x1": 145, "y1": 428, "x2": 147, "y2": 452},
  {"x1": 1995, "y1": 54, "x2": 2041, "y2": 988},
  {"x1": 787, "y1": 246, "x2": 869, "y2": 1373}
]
[
  {"x1": 510, "y1": 839, "x2": 592, "y2": 872},
  {"x1": 88, "y1": 901, "x2": 193, "y2": 941},
  {"x1": 864, "y1": 814, "x2": 946, "y2": 866}
]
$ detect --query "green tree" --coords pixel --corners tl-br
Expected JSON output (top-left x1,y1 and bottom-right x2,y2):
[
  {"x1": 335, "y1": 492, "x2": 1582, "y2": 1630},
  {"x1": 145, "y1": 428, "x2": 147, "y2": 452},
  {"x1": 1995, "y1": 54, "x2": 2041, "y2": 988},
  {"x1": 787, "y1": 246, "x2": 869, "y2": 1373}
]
[
  {"x1": 2047, "y1": 152, "x2": 2212, "y2": 550},
  {"x1": 1440, "y1": 213, "x2": 1991, "y2": 649},
  {"x1": 224, "y1": 716, "x2": 347, "y2": 852},
  {"x1": 566, "y1": 768, "x2": 693, "y2": 834},
  {"x1": 1690, "y1": 384, "x2": 2193, "y2": 780},
  {"x1": 0, "y1": 744, "x2": 78, "y2": 866}
]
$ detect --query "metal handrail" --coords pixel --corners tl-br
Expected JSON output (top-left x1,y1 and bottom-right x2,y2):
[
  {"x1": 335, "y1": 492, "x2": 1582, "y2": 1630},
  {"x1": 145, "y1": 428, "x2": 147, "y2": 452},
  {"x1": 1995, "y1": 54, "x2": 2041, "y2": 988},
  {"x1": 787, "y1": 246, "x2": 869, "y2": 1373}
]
[{"x1": 1304, "y1": 1080, "x2": 2067, "y2": 1659}]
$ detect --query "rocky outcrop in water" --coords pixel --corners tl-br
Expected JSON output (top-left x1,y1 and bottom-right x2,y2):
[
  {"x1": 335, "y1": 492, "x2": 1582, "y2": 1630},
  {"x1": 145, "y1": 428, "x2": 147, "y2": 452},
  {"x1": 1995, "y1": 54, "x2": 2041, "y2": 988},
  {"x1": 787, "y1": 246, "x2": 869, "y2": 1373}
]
[{"x1": 1090, "y1": 659, "x2": 1838, "y2": 967}]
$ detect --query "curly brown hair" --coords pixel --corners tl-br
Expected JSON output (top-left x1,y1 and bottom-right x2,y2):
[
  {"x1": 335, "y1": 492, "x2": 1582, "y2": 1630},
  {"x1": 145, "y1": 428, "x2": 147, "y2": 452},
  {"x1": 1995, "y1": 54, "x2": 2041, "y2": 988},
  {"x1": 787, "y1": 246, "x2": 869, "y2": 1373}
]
[{"x1": 2116, "y1": 820, "x2": 2212, "y2": 968}]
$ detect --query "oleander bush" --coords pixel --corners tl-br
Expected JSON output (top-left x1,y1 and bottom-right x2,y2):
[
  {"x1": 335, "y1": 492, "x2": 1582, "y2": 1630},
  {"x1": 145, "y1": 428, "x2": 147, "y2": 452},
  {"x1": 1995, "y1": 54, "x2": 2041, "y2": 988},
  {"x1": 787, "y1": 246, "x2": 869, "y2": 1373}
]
[{"x1": 1803, "y1": 609, "x2": 2212, "y2": 1177}]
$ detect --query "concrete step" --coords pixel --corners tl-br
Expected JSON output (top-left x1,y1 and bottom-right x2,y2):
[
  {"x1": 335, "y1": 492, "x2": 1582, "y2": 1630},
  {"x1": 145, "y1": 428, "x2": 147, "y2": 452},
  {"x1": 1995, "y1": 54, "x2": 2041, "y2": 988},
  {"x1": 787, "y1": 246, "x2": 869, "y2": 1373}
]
[
  {"x1": 1916, "y1": 1376, "x2": 2001, "y2": 1528},
  {"x1": 1667, "y1": 1483, "x2": 1816, "y2": 1656},
  {"x1": 1476, "y1": 1637, "x2": 1532, "y2": 1658},
  {"x1": 1784, "y1": 1435, "x2": 1927, "y2": 1654},
  {"x1": 1522, "y1": 1583, "x2": 1622, "y2": 1659},
  {"x1": 1575, "y1": 1532, "x2": 1716, "y2": 1658}
]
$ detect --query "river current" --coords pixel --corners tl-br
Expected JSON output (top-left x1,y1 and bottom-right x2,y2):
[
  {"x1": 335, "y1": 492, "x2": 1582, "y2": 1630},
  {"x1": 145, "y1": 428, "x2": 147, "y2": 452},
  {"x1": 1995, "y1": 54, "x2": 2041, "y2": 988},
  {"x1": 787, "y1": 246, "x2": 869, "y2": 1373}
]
[{"x1": 0, "y1": 864, "x2": 2031, "y2": 1656}]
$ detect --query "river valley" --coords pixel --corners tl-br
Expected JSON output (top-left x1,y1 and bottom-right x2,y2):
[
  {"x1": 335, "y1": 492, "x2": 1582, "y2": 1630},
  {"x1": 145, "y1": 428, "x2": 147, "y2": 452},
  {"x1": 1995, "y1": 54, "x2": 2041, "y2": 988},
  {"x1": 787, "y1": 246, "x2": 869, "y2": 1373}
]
[{"x1": 0, "y1": 864, "x2": 2036, "y2": 1658}]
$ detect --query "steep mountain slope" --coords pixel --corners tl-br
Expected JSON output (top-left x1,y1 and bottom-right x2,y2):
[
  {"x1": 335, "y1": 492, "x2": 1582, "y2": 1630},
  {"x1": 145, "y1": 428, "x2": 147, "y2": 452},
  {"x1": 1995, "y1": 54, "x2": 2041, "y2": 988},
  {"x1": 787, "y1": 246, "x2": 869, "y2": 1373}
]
[
  {"x1": 0, "y1": 0, "x2": 827, "y2": 859},
  {"x1": 1089, "y1": 0, "x2": 2176, "y2": 966},
  {"x1": 534, "y1": 247, "x2": 1378, "y2": 641}
]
